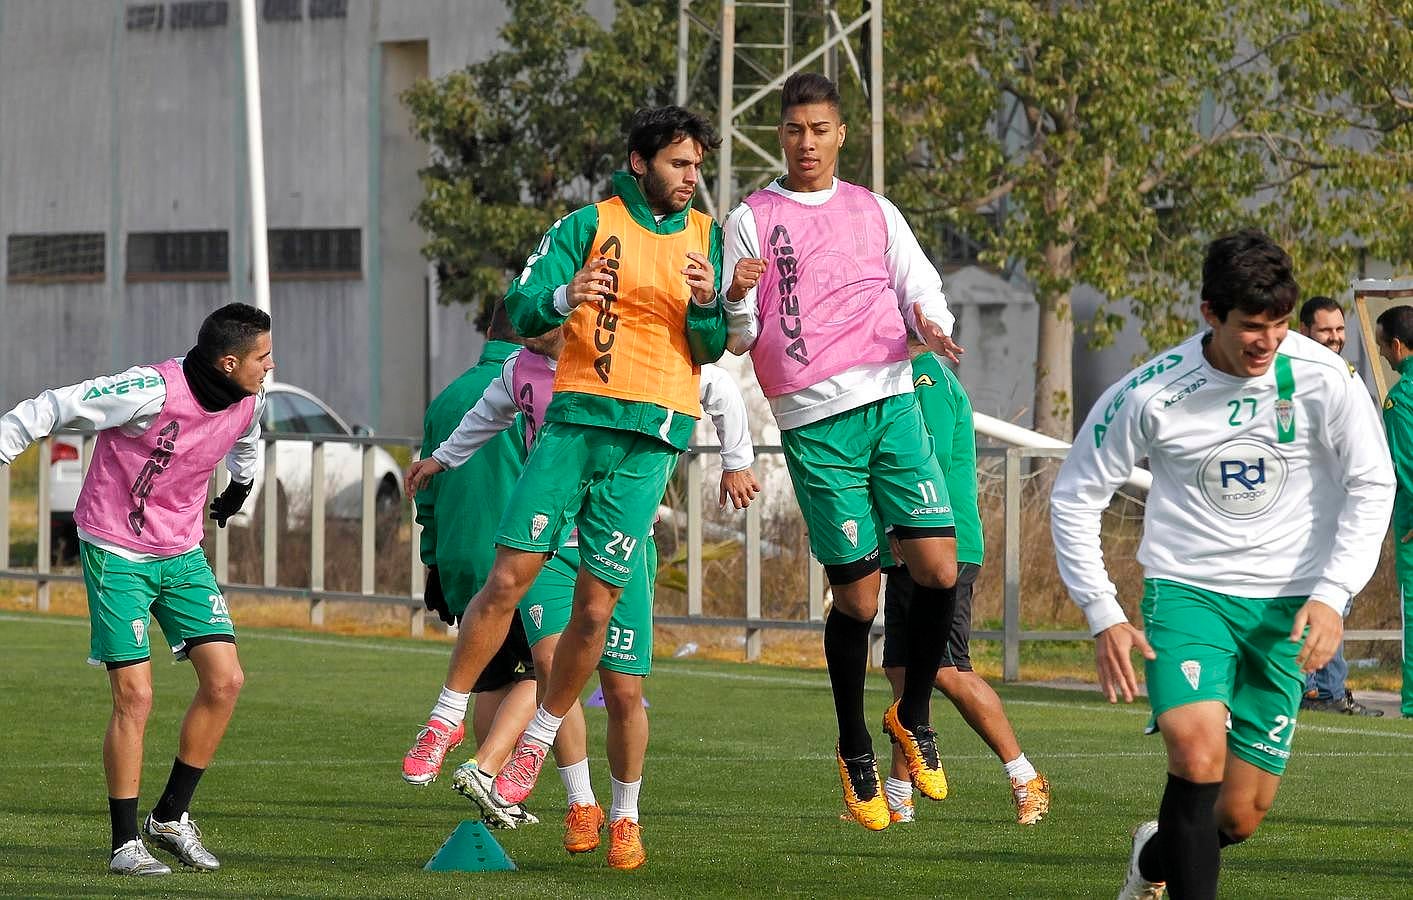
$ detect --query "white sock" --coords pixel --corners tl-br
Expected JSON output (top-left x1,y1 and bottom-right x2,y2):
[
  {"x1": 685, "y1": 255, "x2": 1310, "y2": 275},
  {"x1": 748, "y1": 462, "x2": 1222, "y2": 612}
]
[
  {"x1": 609, "y1": 776, "x2": 641, "y2": 823},
  {"x1": 884, "y1": 776, "x2": 913, "y2": 811},
  {"x1": 558, "y1": 759, "x2": 596, "y2": 808},
  {"x1": 523, "y1": 705, "x2": 565, "y2": 746},
  {"x1": 429, "y1": 686, "x2": 470, "y2": 729},
  {"x1": 1003, "y1": 753, "x2": 1037, "y2": 786}
]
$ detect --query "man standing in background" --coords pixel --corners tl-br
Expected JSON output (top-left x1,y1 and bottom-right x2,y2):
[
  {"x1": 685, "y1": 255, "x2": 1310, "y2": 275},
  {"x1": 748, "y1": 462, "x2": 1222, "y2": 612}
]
[
  {"x1": 1374, "y1": 304, "x2": 1413, "y2": 719},
  {"x1": 1296, "y1": 296, "x2": 1382, "y2": 716}
]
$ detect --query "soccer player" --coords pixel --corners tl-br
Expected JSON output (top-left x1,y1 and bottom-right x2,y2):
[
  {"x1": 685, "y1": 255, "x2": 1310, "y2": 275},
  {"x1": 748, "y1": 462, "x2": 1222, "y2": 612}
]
[
  {"x1": 1050, "y1": 231, "x2": 1394, "y2": 899},
  {"x1": 418, "y1": 333, "x2": 756, "y2": 868},
  {"x1": 881, "y1": 346, "x2": 1050, "y2": 826},
  {"x1": 400, "y1": 104, "x2": 729, "y2": 812},
  {"x1": 401, "y1": 301, "x2": 542, "y2": 827},
  {"x1": 721, "y1": 71, "x2": 963, "y2": 830},
  {"x1": 1372, "y1": 305, "x2": 1413, "y2": 719},
  {"x1": 0, "y1": 303, "x2": 273, "y2": 875},
  {"x1": 1294, "y1": 296, "x2": 1382, "y2": 716}
]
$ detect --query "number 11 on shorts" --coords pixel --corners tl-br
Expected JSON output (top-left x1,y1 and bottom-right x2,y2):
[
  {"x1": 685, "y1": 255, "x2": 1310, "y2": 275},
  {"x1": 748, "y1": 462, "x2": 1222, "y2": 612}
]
[{"x1": 918, "y1": 480, "x2": 939, "y2": 504}]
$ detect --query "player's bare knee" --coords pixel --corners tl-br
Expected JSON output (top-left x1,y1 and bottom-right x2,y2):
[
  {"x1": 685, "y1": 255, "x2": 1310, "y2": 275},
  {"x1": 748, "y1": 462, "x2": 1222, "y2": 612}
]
[
  {"x1": 910, "y1": 560, "x2": 957, "y2": 590},
  {"x1": 111, "y1": 683, "x2": 154, "y2": 721},
  {"x1": 933, "y1": 666, "x2": 965, "y2": 697},
  {"x1": 1216, "y1": 806, "x2": 1265, "y2": 844},
  {"x1": 1166, "y1": 745, "x2": 1226, "y2": 782},
  {"x1": 202, "y1": 664, "x2": 244, "y2": 705},
  {"x1": 600, "y1": 680, "x2": 643, "y2": 717}
]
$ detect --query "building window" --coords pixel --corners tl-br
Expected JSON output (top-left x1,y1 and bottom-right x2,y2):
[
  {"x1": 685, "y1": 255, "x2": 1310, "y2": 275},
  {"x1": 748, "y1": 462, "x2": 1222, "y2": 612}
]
[
  {"x1": 7, "y1": 233, "x2": 105, "y2": 283},
  {"x1": 169, "y1": 1, "x2": 228, "y2": 30},
  {"x1": 126, "y1": 4, "x2": 164, "y2": 30},
  {"x1": 269, "y1": 228, "x2": 361, "y2": 279},
  {"x1": 309, "y1": 0, "x2": 347, "y2": 19},
  {"x1": 127, "y1": 231, "x2": 229, "y2": 282},
  {"x1": 263, "y1": 0, "x2": 302, "y2": 22}
]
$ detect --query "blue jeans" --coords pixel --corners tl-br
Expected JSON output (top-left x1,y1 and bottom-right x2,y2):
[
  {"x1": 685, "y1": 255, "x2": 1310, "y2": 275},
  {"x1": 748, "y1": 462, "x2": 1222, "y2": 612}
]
[{"x1": 1304, "y1": 642, "x2": 1348, "y2": 700}]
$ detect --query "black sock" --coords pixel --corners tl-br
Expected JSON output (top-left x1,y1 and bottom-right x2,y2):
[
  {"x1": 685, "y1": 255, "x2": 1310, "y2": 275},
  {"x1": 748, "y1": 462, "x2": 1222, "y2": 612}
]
[
  {"x1": 109, "y1": 796, "x2": 139, "y2": 851},
  {"x1": 151, "y1": 758, "x2": 205, "y2": 823},
  {"x1": 824, "y1": 607, "x2": 873, "y2": 758},
  {"x1": 1153, "y1": 773, "x2": 1222, "y2": 899},
  {"x1": 1139, "y1": 824, "x2": 1242, "y2": 883},
  {"x1": 898, "y1": 580, "x2": 955, "y2": 729}
]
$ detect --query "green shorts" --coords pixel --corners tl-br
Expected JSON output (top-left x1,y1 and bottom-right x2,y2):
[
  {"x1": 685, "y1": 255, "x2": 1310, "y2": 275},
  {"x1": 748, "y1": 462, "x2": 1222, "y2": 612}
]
[
  {"x1": 782, "y1": 394, "x2": 955, "y2": 566},
  {"x1": 81, "y1": 542, "x2": 236, "y2": 666},
  {"x1": 518, "y1": 544, "x2": 656, "y2": 676},
  {"x1": 1141, "y1": 578, "x2": 1306, "y2": 776},
  {"x1": 495, "y1": 421, "x2": 676, "y2": 588}
]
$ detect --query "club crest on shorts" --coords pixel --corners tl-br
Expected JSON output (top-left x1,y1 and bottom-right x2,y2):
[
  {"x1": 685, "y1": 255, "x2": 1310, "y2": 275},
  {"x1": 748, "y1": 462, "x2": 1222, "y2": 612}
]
[
  {"x1": 840, "y1": 519, "x2": 859, "y2": 548},
  {"x1": 528, "y1": 604, "x2": 544, "y2": 628},
  {"x1": 1181, "y1": 659, "x2": 1201, "y2": 690},
  {"x1": 130, "y1": 618, "x2": 146, "y2": 644},
  {"x1": 530, "y1": 513, "x2": 549, "y2": 541}
]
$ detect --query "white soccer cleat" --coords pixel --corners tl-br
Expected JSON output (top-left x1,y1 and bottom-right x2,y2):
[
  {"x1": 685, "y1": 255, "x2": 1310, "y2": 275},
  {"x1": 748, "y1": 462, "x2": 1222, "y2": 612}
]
[
  {"x1": 144, "y1": 812, "x2": 220, "y2": 871},
  {"x1": 1117, "y1": 820, "x2": 1166, "y2": 900},
  {"x1": 109, "y1": 838, "x2": 171, "y2": 876},
  {"x1": 452, "y1": 759, "x2": 537, "y2": 829}
]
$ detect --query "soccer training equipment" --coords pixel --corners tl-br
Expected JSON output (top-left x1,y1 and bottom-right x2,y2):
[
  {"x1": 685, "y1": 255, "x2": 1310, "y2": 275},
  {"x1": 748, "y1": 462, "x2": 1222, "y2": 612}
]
[
  {"x1": 1013, "y1": 773, "x2": 1052, "y2": 826},
  {"x1": 607, "y1": 817, "x2": 646, "y2": 870},
  {"x1": 142, "y1": 812, "x2": 220, "y2": 871},
  {"x1": 402, "y1": 718, "x2": 465, "y2": 785},
  {"x1": 882, "y1": 700, "x2": 948, "y2": 800},
  {"x1": 109, "y1": 838, "x2": 171, "y2": 876},
  {"x1": 492, "y1": 732, "x2": 550, "y2": 806},
  {"x1": 452, "y1": 760, "x2": 538, "y2": 830},
  {"x1": 1117, "y1": 820, "x2": 1166, "y2": 900},
  {"x1": 836, "y1": 747, "x2": 890, "y2": 831},
  {"x1": 563, "y1": 803, "x2": 606, "y2": 853}
]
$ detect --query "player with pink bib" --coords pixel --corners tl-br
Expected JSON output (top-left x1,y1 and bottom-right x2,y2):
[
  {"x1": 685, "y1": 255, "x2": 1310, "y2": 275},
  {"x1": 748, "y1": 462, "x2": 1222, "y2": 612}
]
[
  {"x1": 0, "y1": 304, "x2": 272, "y2": 875},
  {"x1": 722, "y1": 72, "x2": 964, "y2": 830}
]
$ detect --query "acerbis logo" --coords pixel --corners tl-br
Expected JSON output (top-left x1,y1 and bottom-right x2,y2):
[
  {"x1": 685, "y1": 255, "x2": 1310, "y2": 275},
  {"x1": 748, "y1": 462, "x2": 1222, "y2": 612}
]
[
  {"x1": 1198, "y1": 438, "x2": 1287, "y2": 519},
  {"x1": 1163, "y1": 376, "x2": 1207, "y2": 408}
]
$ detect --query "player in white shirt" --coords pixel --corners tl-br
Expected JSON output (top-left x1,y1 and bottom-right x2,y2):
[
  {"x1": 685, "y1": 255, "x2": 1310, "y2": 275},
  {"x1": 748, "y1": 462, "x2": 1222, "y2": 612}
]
[{"x1": 1051, "y1": 231, "x2": 1394, "y2": 899}]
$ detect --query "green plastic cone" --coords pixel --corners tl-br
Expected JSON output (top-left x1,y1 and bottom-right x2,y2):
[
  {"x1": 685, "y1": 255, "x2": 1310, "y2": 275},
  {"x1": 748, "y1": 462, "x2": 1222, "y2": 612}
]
[{"x1": 423, "y1": 819, "x2": 516, "y2": 872}]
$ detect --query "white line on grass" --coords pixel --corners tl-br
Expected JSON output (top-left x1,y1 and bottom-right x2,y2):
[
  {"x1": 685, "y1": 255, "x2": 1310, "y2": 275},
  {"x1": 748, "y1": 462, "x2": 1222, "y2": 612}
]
[
  {"x1": 3, "y1": 613, "x2": 1408, "y2": 741},
  {"x1": 5, "y1": 749, "x2": 1413, "y2": 771}
]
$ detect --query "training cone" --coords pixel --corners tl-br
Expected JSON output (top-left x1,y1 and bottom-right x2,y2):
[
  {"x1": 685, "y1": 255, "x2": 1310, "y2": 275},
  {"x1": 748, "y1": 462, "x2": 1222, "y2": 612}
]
[
  {"x1": 585, "y1": 686, "x2": 648, "y2": 707},
  {"x1": 423, "y1": 819, "x2": 516, "y2": 872}
]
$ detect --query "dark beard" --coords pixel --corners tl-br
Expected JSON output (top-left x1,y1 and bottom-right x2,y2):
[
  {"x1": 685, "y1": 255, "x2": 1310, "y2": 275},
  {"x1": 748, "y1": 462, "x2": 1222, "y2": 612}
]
[{"x1": 641, "y1": 168, "x2": 688, "y2": 215}]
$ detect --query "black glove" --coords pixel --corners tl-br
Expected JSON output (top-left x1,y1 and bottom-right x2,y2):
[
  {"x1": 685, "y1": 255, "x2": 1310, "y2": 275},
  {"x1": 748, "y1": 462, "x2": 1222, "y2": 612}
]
[
  {"x1": 209, "y1": 478, "x2": 254, "y2": 527},
  {"x1": 423, "y1": 566, "x2": 456, "y2": 626}
]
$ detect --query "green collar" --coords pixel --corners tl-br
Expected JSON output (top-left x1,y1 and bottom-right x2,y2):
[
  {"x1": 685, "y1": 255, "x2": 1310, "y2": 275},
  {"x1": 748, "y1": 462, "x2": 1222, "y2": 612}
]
[
  {"x1": 611, "y1": 170, "x2": 692, "y2": 234},
  {"x1": 478, "y1": 340, "x2": 519, "y2": 366},
  {"x1": 1398, "y1": 355, "x2": 1413, "y2": 378}
]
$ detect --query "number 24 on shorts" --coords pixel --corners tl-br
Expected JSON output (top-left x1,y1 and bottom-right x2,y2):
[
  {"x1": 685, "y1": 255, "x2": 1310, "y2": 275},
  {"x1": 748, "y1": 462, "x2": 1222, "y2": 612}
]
[{"x1": 605, "y1": 531, "x2": 637, "y2": 558}]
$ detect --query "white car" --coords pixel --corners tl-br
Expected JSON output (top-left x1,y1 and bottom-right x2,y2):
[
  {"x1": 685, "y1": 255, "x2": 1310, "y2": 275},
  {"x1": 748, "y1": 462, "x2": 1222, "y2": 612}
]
[{"x1": 47, "y1": 382, "x2": 404, "y2": 558}]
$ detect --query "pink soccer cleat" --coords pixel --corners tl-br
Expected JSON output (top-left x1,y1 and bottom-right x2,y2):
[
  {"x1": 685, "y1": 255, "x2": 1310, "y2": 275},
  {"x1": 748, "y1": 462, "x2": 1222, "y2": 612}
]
[{"x1": 401, "y1": 718, "x2": 465, "y2": 785}]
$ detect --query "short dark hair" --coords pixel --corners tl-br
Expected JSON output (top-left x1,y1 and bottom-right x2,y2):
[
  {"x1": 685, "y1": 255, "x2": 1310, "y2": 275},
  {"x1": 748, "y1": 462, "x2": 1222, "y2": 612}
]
[
  {"x1": 780, "y1": 72, "x2": 841, "y2": 118},
  {"x1": 485, "y1": 299, "x2": 519, "y2": 343},
  {"x1": 1376, "y1": 304, "x2": 1413, "y2": 347},
  {"x1": 196, "y1": 302, "x2": 270, "y2": 359},
  {"x1": 626, "y1": 106, "x2": 720, "y2": 165},
  {"x1": 1298, "y1": 295, "x2": 1342, "y2": 328},
  {"x1": 1201, "y1": 229, "x2": 1299, "y2": 322}
]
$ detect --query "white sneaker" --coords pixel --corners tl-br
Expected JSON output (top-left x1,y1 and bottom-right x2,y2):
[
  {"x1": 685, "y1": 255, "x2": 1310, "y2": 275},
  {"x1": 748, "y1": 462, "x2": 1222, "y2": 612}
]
[
  {"x1": 451, "y1": 759, "x2": 537, "y2": 829},
  {"x1": 143, "y1": 812, "x2": 220, "y2": 870},
  {"x1": 1117, "y1": 820, "x2": 1166, "y2": 900},
  {"x1": 109, "y1": 838, "x2": 171, "y2": 876}
]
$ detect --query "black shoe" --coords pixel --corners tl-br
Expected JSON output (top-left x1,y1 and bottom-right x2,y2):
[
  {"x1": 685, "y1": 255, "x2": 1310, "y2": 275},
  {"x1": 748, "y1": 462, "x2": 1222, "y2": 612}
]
[{"x1": 1337, "y1": 690, "x2": 1383, "y2": 717}]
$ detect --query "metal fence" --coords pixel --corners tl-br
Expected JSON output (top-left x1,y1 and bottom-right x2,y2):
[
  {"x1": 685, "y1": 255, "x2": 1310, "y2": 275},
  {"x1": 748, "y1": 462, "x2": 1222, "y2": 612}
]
[{"x1": 1, "y1": 437, "x2": 1401, "y2": 682}]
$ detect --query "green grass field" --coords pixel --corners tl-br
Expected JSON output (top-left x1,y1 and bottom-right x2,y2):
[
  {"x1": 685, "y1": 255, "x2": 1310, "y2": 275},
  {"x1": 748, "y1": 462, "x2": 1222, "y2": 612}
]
[{"x1": 1, "y1": 612, "x2": 1410, "y2": 899}]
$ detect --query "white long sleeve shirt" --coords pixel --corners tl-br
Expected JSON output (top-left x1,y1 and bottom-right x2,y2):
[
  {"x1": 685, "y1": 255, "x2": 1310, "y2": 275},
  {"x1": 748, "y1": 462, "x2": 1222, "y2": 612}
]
[
  {"x1": 432, "y1": 354, "x2": 755, "y2": 473},
  {"x1": 720, "y1": 177, "x2": 956, "y2": 431},
  {"x1": 0, "y1": 364, "x2": 265, "y2": 560},
  {"x1": 1051, "y1": 330, "x2": 1394, "y2": 635}
]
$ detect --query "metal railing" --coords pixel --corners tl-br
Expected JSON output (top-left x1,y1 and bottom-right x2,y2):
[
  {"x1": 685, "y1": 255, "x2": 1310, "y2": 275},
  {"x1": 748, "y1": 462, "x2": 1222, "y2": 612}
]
[{"x1": 2, "y1": 439, "x2": 1401, "y2": 681}]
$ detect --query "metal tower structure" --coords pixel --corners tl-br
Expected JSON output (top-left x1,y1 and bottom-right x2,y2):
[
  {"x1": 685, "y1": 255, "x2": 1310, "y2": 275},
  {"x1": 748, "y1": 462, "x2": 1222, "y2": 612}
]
[{"x1": 676, "y1": 1, "x2": 884, "y2": 218}]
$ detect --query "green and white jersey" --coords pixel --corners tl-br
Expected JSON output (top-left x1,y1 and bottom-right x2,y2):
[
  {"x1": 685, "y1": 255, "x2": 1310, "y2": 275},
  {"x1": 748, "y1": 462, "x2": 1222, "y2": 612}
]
[{"x1": 1051, "y1": 330, "x2": 1394, "y2": 636}]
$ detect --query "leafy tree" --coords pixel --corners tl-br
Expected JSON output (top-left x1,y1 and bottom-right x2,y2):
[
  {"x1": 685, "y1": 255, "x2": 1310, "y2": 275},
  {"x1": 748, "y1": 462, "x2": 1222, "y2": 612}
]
[
  {"x1": 403, "y1": 0, "x2": 680, "y2": 327},
  {"x1": 887, "y1": 0, "x2": 1413, "y2": 438}
]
